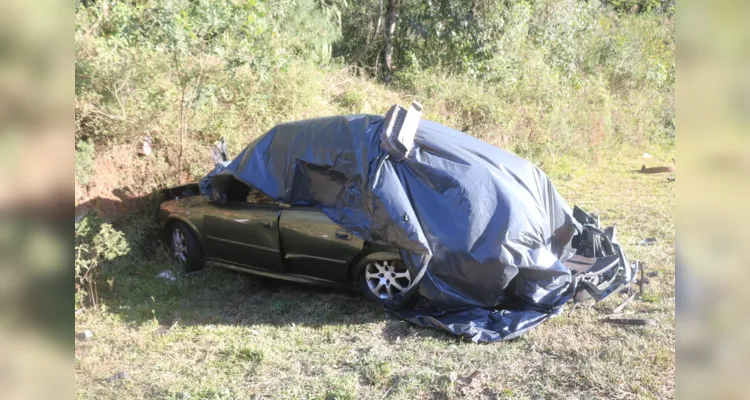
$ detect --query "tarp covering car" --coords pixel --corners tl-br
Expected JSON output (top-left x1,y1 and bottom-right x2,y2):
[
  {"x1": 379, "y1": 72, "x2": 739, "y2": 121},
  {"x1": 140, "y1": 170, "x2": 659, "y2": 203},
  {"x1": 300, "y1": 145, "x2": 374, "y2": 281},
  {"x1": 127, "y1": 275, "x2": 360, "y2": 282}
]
[{"x1": 200, "y1": 113, "x2": 635, "y2": 342}]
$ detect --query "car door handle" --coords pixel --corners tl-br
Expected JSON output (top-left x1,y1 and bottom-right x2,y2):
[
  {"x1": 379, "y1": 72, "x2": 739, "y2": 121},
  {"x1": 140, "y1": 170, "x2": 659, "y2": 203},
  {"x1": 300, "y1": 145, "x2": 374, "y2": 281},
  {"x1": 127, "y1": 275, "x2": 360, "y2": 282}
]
[
  {"x1": 260, "y1": 221, "x2": 273, "y2": 228},
  {"x1": 335, "y1": 230, "x2": 351, "y2": 240}
]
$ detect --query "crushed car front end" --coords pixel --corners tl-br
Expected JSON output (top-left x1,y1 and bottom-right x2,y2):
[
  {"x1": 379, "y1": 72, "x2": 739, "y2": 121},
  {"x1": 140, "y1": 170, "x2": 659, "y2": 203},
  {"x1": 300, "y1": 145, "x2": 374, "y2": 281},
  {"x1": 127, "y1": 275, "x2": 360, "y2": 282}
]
[{"x1": 567, "y1": 206, "x2": 638, "y2": 303}]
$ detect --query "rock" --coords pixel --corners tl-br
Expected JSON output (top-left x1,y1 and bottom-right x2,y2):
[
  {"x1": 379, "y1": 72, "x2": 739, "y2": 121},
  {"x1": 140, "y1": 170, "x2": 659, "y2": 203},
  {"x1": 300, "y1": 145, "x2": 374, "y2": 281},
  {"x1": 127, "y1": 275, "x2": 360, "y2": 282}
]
[
  {"x1": 637, "y1": 237, "x2": 657, "y2": 246},
  {"x1": 155, "y1": 270, "x2": 176, "y2": 281},
  {"x1": 155, "y1": 325, "x2": 171, "y2": 335},
  {"x1": 106, "y1": 371, "x2": 130, "y2": 382},
  {"x1": 138, "y1": 136, "x2": 152, "y2": 157},
  {"x1": 77, "y1": 330, "x2": 94, "y2": 340},
  {"x1": 457, "y1": 370, "x2": 484, "y2": 396},
  {"x1": 74, "y1": 205, "x2": 90, "y2": 224},
  {"x1": 155, "y1": 318, "x2": 177, "y2": 334}
]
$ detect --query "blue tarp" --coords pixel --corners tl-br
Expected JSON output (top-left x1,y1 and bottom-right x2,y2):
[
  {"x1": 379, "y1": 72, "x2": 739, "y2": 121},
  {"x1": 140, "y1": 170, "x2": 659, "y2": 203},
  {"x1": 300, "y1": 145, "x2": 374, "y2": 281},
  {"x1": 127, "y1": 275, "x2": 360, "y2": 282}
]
[{"x1": 204, "y1": 114, "x2": 584, "y2": 342}]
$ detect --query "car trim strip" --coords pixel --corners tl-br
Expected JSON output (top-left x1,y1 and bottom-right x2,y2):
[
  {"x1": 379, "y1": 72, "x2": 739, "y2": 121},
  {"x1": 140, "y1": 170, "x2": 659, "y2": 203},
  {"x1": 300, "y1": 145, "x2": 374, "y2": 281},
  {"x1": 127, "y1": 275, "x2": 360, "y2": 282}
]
[
  {"x1": 206, "y1": 259, "x2": 352, "y2": 288},
  {"x1": 284, "y1": 252, "x2": 347, "y2": 264},
  {"x1": 205, "y1": 235, "x2": 279, "y2": 253}
]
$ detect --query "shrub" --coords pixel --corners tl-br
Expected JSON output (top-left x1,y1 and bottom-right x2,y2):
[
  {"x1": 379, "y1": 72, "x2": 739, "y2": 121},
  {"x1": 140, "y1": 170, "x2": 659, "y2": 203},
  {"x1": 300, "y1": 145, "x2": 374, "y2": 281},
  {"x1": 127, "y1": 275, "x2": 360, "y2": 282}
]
[
  {"x1": 74, "y1": 0, "x2": 674, "y2": 211},
  {"x1": 75, "y1": 139, "x2": 95, "y2": 186},
  {"x1": 75, "y1": 215, "x2": 130, "y2": 308}
]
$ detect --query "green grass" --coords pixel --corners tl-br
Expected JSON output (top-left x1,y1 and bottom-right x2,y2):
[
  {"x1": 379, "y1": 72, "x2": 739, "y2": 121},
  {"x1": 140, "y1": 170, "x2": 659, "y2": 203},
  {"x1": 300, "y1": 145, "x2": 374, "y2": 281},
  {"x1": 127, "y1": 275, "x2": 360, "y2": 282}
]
[{"x1": 75, "y1": 147, "x2": 675, "y2": 399}]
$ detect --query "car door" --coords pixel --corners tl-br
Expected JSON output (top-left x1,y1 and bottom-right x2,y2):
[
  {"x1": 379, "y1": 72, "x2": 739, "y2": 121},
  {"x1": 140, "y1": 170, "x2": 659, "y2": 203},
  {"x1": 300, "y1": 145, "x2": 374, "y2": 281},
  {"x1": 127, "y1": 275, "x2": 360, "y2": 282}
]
[
  {"x1": 279, "y1": 207, "x2": 364, "y2": 282},
  {"x1": 204, "y1": 202, "x2": 284, "y2": 273}
]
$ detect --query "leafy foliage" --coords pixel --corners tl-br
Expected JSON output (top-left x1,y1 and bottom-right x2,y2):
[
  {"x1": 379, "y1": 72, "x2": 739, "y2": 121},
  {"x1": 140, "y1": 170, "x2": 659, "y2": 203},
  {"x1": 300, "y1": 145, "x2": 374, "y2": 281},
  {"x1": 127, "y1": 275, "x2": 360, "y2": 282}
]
[
  {"x1": 74, "y1": 0, "x2": 673, "y2": 203},
  {"x1": 75, "y1": 0, "x2": 341, "y2": 144},
  {"x1": 75, "y1": 215, "x2": 130, "y2": 307},
  {"x1": 75, "y1": 139, "x2": 95, "y2": 186}
]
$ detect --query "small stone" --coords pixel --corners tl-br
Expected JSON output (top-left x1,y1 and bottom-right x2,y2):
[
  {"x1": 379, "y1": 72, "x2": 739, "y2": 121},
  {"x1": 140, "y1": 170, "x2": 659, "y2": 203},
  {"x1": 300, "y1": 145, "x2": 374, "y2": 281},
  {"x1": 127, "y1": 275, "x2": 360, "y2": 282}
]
[
  {"x1": 106, "y1": 371, "x2": 130, "y2": 382},
  {"x1": 637, "y1": 238, "x2": 657, "y2": 246},
  {"x1": 155, "y1": 270, "x2": 177, "y2": 281},
  {"x1": 139, "y1": 136, "x2": 152, "y2": 157},
  {"x1": 77, "y1": 330, "x2": 93, "y2": 340},
  {"x1": 155, "y1": 325, "x2": 171, "y2": 335},
  {"x1": 647, "y1": 271, "x2": 660, "y2": 277}
]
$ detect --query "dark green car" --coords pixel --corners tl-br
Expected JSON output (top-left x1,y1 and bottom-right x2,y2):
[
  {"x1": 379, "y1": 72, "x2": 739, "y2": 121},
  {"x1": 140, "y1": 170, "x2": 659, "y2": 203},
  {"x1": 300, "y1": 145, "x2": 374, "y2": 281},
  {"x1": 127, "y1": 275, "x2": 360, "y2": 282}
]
[{"x1": 157, "y1": 178, "x2": 411, "y2": 306}]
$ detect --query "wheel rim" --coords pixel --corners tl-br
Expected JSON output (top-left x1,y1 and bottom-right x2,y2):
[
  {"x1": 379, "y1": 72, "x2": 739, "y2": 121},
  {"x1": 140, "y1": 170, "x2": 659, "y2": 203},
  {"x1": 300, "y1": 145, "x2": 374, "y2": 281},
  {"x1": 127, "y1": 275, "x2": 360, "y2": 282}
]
[
  {"x1": 172, "y1": 228, "x2": 187, "y2": 264},
  {"x1": 364, "y1": 260, "x2": 411, "y2": 301}
]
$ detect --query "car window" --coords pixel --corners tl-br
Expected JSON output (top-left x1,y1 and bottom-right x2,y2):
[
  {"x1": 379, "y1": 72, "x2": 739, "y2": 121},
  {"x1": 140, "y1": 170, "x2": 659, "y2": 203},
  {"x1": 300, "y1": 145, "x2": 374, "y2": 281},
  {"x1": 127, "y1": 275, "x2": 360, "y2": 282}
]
[
  {"x1": 221, "y1": 176, "x2": 250, "y2": 202},
  {"x1": 216, "y1": 176, "x2": 276, "y2": 206}
]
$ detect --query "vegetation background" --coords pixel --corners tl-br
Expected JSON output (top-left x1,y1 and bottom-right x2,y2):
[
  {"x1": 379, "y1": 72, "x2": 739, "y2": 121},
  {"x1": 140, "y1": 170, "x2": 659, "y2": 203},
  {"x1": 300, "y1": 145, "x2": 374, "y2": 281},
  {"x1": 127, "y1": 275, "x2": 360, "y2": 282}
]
[
  {"x1": 75, "y1": 0, "x2": 674, "y2": 206},
  {"x1": 74, "y1": 1, "x2": 675, "y2": 398}
]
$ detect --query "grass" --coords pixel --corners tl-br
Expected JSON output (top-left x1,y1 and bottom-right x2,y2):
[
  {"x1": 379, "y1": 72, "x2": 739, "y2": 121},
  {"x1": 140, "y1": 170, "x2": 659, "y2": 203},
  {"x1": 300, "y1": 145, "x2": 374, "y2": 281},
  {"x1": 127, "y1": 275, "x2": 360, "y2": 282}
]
[{"x1": 75, "y1": 147, "x2": 675, "y2": 399}]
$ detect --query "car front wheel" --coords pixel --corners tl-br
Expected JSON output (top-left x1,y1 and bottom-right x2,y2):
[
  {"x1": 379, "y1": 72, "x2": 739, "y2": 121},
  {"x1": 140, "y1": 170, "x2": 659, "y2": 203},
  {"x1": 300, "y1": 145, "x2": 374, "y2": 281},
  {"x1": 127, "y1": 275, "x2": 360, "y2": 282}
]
[
  {"x1": 169, "y1": 221, "x2": 204, "y2": 272},
  {"x1": 358, "y1": 259, "x2": 412, "y2": 306}
]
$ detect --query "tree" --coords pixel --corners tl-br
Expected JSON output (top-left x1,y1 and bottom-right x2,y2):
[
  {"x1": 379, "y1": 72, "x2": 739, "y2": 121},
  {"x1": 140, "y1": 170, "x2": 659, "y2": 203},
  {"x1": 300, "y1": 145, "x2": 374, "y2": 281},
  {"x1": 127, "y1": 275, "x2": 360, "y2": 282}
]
[{"x1": 383, "y1": 0, "x2": 398, "y2": 82}]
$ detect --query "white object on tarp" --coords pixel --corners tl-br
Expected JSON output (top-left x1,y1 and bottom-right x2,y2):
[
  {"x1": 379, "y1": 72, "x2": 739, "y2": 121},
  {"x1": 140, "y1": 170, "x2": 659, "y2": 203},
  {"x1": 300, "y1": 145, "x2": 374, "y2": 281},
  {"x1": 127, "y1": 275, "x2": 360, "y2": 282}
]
[
  {"x1": 155, "y1": 270, "x2": 177, "y2": 281},
  {"x1": 381, "y1": 101, "x2": 423, "y2": 161}
]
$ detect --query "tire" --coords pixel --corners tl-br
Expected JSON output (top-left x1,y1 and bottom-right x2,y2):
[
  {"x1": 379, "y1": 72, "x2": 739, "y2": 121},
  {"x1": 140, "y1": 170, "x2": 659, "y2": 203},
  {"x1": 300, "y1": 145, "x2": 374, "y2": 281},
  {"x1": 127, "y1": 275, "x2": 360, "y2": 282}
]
[
  {"x1": 168, "y1": 221, "x2": 204, "y2": 272},
  {"x1": 357, "y1": 257, "x2": 412, "y2": 307}
]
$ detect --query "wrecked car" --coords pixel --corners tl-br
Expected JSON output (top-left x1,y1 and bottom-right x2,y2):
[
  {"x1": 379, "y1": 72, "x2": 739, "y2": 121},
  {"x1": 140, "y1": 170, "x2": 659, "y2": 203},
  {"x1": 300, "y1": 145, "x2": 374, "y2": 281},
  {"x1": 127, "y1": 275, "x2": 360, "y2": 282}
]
[
  {"x1": 158, "y1": 102, "x2": 637, "y2": 342},
  {"x1": 158, "y1": 179, "x2": 411, "y2": 305}
]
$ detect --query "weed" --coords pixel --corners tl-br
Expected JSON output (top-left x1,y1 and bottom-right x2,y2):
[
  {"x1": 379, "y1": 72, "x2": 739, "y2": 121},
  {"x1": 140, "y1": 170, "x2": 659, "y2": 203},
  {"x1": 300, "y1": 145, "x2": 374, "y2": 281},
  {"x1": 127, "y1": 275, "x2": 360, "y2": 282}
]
[
  {"x1": 237, "y1": 347, "x2": 265, "y2": 365},
  {"x1": 75, "y1": 215, "x2": 130, "y2": 308},
  {"x1": 358, "y1": 356, "x2": 392, "y2": 386},
  {"x1": 334, "y1": 89, "x2": 366, "y2": 112},
  {"x1": 75, "y1": 139, "x2": 95, "y2": 186},
  {"x1": 641, "y1": 292, "x2": 660, "y2": 303}
]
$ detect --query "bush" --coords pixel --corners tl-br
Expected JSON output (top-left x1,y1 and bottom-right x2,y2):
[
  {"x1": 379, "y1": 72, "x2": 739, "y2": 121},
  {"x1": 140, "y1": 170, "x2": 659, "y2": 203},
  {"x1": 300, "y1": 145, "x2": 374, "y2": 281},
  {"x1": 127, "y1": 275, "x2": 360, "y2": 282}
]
[
  {"x1": 75, "y1": 0, "x2": 673, "y2": 210},
  {"x1": 75, "y1": 139, "x2": 95, "y2": 186},
  {"x1": 75, "y1": 215, "x2": 130, "y2": 308}
]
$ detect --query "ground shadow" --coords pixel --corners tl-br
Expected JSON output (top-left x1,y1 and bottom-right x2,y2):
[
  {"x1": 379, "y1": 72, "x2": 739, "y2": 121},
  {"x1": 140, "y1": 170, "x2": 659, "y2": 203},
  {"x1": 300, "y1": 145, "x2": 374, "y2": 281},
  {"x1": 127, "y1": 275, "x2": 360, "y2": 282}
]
[{"x1": 100, "y1": 263, "x2": 448, "y2": 343}]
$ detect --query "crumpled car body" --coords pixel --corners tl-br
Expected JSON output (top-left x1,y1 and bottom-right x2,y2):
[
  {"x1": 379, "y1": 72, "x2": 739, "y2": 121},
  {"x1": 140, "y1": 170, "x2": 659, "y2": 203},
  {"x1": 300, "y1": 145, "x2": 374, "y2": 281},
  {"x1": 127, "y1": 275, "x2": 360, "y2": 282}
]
[
  {"x1": 158, "y1": 190, "x2": 405, "y2": 290},
  {"x1": 158, "y1": 113, "x2": 637, "y2": 342}
]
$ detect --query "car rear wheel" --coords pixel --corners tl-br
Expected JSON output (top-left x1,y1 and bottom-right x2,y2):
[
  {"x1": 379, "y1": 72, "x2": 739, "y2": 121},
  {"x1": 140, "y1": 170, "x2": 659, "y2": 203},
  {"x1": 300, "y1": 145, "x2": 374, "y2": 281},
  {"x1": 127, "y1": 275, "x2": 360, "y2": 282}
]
[
  {"x1": 358, "y1": 259, "x2": 411, "y2": 306},
  {"x1": 169, "y1": 222, "x2": 204, "y2": 272}
]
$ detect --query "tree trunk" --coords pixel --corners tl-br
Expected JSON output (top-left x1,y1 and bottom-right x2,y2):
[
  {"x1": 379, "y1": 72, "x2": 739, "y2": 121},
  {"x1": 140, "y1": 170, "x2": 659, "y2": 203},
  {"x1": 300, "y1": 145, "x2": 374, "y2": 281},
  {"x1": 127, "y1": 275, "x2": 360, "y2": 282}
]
[
  {"x1": 374, "y1": 0, "x2": 384, "y2": 44},
  {"x1": 383, "y1": 0, "x2": 397, "y2": 82},
  {"x1": 359, "y1": 0, "x2": 383, "y2": 67}
]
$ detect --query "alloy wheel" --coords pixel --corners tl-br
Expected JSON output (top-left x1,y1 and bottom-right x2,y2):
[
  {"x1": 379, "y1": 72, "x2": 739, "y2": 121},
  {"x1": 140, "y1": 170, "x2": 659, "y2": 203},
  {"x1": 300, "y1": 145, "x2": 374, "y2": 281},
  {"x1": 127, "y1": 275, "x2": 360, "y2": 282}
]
[
  {"x1": 172, "y1": 228, "x2": 188, "y2": 264},
  {"x1": 364, "y1": 260, "x2": 411, "y2": 301}
]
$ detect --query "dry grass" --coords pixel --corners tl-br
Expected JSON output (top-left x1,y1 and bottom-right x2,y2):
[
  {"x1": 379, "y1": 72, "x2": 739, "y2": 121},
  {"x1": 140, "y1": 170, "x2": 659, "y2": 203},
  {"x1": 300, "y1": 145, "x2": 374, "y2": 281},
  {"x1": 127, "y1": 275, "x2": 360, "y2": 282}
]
[{"x1": 75, "y1": 147, "x2": 675, "y2": 399}]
